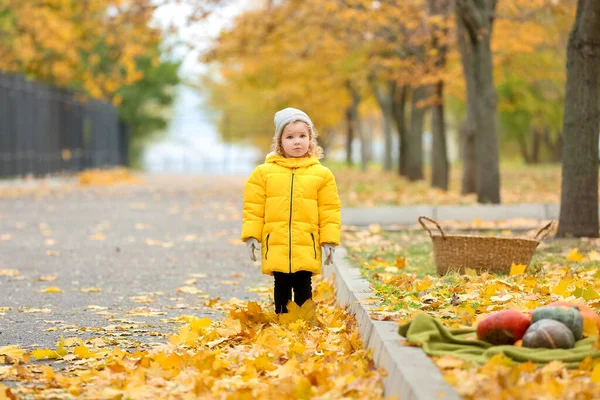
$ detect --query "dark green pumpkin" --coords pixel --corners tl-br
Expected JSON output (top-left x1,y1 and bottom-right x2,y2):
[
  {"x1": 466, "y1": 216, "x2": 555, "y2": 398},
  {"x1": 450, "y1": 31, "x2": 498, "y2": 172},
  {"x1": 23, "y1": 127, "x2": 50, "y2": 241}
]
[
  {"x1": 522, "y1": 319, "x2": 575, "y2": 349},
  {"x1": 531, "y1": 306, "x2": 583, "y2": 340}
]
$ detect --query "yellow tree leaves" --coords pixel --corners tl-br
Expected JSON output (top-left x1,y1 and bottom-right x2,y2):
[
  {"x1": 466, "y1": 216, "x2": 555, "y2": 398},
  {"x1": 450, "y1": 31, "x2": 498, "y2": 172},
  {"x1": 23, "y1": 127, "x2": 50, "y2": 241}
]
[{"x1": 0, "y1": 0, "x2": 162, "y2": 101}]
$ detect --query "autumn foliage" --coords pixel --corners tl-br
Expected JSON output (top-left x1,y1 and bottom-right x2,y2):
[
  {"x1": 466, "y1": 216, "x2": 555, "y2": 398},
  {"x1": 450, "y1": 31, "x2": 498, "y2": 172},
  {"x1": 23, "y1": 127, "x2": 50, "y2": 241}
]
[{"x1": 0, "y1": 0, "x2": 161, "y2": 103}]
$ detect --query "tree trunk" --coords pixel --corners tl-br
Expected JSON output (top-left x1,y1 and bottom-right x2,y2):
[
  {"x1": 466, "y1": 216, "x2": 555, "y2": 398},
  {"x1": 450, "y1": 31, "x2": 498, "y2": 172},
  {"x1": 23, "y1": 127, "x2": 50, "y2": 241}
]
[
  {"x1": 347, "y1": 83, "x2": 367, "y2": 172},
  {"x1": 531, "y1": 127, "x2": 541, "y2": 164},
  {"x1": 516, "y1": 128, "x2": 542, "y2": 164},
  {"x1": 460, "y1": 118, "x2": 476, "y2": 193},
  {"x1": 428, "y1": 0, "x2": 451, "y2": 190},
  {"x1": 455, "y1": 0, "x2": 501, "y2": 203},
  {"x1": 406, "y1": 85, "x2": 427, "y2": 181},
  {"x1": 345, "y1": 106, "x2": 354, "y2": 167},
  {"x1": 370, "y1": 74, "x2": 395, "y2": 171},
  {"x1": 362, "y1": 118, "x2": 373, "y2": 169},
  {"x1": 517, "y1": 133, "x2": 531, "y2": 164},
  {"x1": 456, "y1": 7, "x2": 476, "y2": 194},
  {"x1": 542, "y1": 129, "x2": 563, "y2": 163},
  {"x1": 557, "y1": 0, "x2": 600, "y2": 238},
  {"x1": 382, "y1": 105, "x2": 393, "y2": 171},
  {"x1": 431, "y1": 81, "x2": 449, "y2": 190},
  {"x1": 392, "y1": 84, "x2": 408, "y2": 177}
]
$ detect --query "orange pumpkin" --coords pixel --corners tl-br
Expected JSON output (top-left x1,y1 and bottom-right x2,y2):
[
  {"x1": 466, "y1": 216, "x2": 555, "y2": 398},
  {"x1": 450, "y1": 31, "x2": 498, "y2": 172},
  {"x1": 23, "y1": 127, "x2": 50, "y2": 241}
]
[
  {"x1": 547, "y1": 301, "x2": 600, "y2": 330},
  {"x1": 477, "y1": 310, "x2": 531, "y2": 345}
]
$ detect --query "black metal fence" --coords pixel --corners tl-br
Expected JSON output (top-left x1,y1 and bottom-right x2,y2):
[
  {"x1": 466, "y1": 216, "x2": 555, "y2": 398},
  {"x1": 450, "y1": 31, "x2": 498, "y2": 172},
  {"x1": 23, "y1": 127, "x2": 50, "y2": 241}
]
[{"x1": 0, "y1": 72, "x2": 129, "y2": 178}]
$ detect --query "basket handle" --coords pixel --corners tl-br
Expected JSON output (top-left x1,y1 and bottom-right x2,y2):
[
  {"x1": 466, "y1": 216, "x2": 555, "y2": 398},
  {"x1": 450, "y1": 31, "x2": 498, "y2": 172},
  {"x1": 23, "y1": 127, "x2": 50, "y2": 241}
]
[
  {"x1": 418, "y1": 216, "x2": 446, "y2": 239},
  {"x1": 533, "y1": 221, "x2": 556, "y2": 241}
]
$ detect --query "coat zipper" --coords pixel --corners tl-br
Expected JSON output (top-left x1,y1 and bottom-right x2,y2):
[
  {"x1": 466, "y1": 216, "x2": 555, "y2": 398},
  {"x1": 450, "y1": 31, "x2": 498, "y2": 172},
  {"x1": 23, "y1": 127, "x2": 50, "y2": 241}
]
[
  {"x1": 265, "y1": 233, "x2": 270, "y2": 260},
  {"x1": 311, "y1": 233, "x2": 317, "y2": 259},
  {"x1": 288, "y1": 172, "x2": 295, "y2": 272}
]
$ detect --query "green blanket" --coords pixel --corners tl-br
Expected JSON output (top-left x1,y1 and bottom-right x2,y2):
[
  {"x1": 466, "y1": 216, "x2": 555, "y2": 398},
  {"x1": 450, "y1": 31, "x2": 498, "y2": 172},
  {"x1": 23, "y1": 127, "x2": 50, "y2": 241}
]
[{"x1": 397, "y1": 312, "x2": 600, "y2": 368}]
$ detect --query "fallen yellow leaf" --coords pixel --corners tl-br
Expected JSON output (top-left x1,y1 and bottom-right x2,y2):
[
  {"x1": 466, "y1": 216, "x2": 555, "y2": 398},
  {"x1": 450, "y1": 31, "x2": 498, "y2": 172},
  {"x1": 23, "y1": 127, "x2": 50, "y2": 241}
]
[
  {"x1": 509, "y1": 263, "x2": 527, "y2": 276},
  {"x1": 31, "y1": 348, "x2": 60, "y2": 360},
  {"x1": 552, "y1": 279, "x2": 571, "y2": 296},
  {"x1": 177, "y1": 286, "x2": 205, "y2": 294},
  {"x1": 63, "y1": 338, "x2": 84, "y2": 347},
  {"x1": 0, "y1": 345, "x2": 27, "y2": 363},
  {"x1": 583, "y1": 317, "x2": 599, "y2": 338},
  {"x1": 279, "y1": 300, "x2": 317, "y2": 325},
  {"x1": 40, "y1": 286, "x2": 63, "y2": 293},
  {"x1": 396, "y1": 257, "x2": 406, "y2": 269},
  {"x1": 89, "y1": 233, "x2": 106, "y2": 241},
  {"x1": 591, "y1": 364, "x2": 600, "y2": 383},
  {"x1": 583, "y1": 287, "x2": 600, "y2": 301},
  {"x1": 368, "y1": 224, "x2": 381, "y2": 234},
  {"x1": 567, "y1": 248, "x2": 584, "y2": 262},
  {"x1": 416, "y1": 276, "x2": 433, "y2": 291},
  {"x1": 74, "y1": 345, "x2": 95, "y2": 359}
]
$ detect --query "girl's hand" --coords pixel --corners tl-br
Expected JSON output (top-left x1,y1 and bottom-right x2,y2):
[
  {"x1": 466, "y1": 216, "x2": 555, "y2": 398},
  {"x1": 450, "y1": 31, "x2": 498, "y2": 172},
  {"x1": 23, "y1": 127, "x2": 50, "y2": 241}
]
[
  {"x1": 323, "y1": 243, "x2": 335, "y2": 265},
  {"x1": 246, "y1": 238, "x2": 261, "y2": 261}
]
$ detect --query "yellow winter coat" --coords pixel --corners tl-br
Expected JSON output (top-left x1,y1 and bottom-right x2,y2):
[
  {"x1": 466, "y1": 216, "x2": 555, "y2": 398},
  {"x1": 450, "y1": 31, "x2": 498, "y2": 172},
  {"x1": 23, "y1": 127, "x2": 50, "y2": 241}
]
[{"x1": 241, "y1": 153, "x2": 341, "y2": 276}]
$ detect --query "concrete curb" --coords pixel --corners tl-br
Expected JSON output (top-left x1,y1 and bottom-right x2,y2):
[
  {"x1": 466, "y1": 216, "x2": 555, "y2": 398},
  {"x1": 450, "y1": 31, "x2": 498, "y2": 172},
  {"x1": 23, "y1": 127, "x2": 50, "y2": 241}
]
[
  {"x1": 342, "y1": 203, "x2": 600, "y2": 226},
  {"x1": 323, "y1": 246, "x2": 461, "y2": 400}
]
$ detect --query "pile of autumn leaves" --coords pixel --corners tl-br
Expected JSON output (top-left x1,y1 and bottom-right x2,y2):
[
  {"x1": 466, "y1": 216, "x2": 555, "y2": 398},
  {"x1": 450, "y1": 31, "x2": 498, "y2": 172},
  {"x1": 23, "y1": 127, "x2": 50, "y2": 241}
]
[{"x1": 0, "y1": 278, "x2": 384, "y2": 399}]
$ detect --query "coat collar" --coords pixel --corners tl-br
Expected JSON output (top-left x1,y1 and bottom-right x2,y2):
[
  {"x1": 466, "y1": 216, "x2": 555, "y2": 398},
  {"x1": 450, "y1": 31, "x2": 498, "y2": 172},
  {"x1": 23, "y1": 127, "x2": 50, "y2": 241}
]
[{"x1": 265, "y1": 152, "x2": 320, "y2": 168}]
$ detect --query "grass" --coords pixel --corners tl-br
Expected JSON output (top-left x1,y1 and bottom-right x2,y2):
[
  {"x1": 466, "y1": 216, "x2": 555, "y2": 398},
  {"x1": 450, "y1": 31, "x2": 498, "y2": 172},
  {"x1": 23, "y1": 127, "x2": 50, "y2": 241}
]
[
  {"x1": 342, "y1": 225, "x2": 600, "y2": 399},
  {"x1": 343, "y1": 227, "x2": 600, "y2": 318}
]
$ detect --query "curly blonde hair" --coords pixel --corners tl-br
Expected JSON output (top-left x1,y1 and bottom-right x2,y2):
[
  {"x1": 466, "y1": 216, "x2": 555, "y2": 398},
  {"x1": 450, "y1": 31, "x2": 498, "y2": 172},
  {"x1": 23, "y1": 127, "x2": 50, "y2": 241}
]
[{"x1": 270, "y1": 120, "x2": 324, "y2": 159}]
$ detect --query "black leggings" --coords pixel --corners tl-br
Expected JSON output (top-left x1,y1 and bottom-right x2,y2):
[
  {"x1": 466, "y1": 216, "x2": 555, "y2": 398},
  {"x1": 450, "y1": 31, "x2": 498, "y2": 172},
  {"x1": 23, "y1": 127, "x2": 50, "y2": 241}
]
[{"x1": 273, "y1": 271, "x2": 312, "y2": 314}]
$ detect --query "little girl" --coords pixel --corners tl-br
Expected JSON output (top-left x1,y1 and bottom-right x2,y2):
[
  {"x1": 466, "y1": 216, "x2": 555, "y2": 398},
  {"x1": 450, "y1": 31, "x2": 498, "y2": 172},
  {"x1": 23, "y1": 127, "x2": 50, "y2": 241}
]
[{"x1": 241, "y1": 107, "x2": 341, "y2": 314}]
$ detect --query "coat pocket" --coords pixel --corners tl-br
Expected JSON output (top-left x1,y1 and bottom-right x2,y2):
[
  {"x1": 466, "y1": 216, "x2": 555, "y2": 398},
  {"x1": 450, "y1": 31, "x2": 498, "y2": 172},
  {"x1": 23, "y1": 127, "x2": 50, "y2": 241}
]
[
  {"x1": 310, "y1": 233, "x2": 317, "y2": 259},
  {"x1": 264, "y1": 233, "x2": 271, "y2": 260}
]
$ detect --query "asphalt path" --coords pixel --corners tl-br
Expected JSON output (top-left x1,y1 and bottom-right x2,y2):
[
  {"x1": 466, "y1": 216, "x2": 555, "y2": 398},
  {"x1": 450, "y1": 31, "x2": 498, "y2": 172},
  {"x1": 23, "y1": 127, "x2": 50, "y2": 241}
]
[{"x1": 0, "y1": 175, "x2": 269, "y2": 350}]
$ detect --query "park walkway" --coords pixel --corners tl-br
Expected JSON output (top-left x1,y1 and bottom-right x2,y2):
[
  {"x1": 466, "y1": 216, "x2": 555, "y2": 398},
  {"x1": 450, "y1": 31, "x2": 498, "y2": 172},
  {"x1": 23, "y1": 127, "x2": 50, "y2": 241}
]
[{"x1": 0, "y1": 175, "x2": 268, "y2": 349}]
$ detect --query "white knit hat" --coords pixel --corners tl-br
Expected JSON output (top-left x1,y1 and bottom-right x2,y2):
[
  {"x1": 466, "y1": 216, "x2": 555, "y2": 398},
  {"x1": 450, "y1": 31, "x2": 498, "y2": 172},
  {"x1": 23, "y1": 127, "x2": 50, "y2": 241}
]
[{"x1": 274, "y1": 107, "x2": 313, "y2": 138}]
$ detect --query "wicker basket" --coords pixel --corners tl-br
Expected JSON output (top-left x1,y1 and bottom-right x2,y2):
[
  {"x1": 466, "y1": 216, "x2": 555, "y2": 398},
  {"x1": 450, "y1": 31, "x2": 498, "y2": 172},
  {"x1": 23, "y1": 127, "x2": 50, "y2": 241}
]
[{"x1": 418, "y1": 216, "x2": 555, "y2": 276}]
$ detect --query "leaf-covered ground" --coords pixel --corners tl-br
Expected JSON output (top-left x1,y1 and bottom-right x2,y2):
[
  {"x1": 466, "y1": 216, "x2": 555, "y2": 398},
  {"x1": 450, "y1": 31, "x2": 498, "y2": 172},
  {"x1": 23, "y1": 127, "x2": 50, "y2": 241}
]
[
  {"x1": 343, "y1": 223, "x2": 600, "y2": 399},
  {"x1": 332, "y1": 163, "x2": 600, "y2": 207},
  {"x1": 0, "y1": 172, "x2": 385, "y2": 399},
  {"x1": 0, "y1": 276, "x2": 385, "y2": 399}
]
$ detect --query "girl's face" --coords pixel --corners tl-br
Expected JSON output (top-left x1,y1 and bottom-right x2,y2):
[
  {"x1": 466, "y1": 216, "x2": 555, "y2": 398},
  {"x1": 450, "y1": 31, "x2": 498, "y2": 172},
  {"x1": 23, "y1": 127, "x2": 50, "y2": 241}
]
[{"x1": 281, "y1": 121, "x2": 310, "y2": 158}]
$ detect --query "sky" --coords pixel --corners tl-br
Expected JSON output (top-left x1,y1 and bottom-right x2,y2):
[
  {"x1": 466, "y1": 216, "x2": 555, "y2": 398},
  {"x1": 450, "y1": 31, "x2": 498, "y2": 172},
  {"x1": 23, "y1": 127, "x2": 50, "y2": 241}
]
[
  {"x1": 152, "y1": 1, "x2": 251, "y2": 78},
  {"x1": 143, "y1": 1, "x2": 262, "y2": 175}
]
